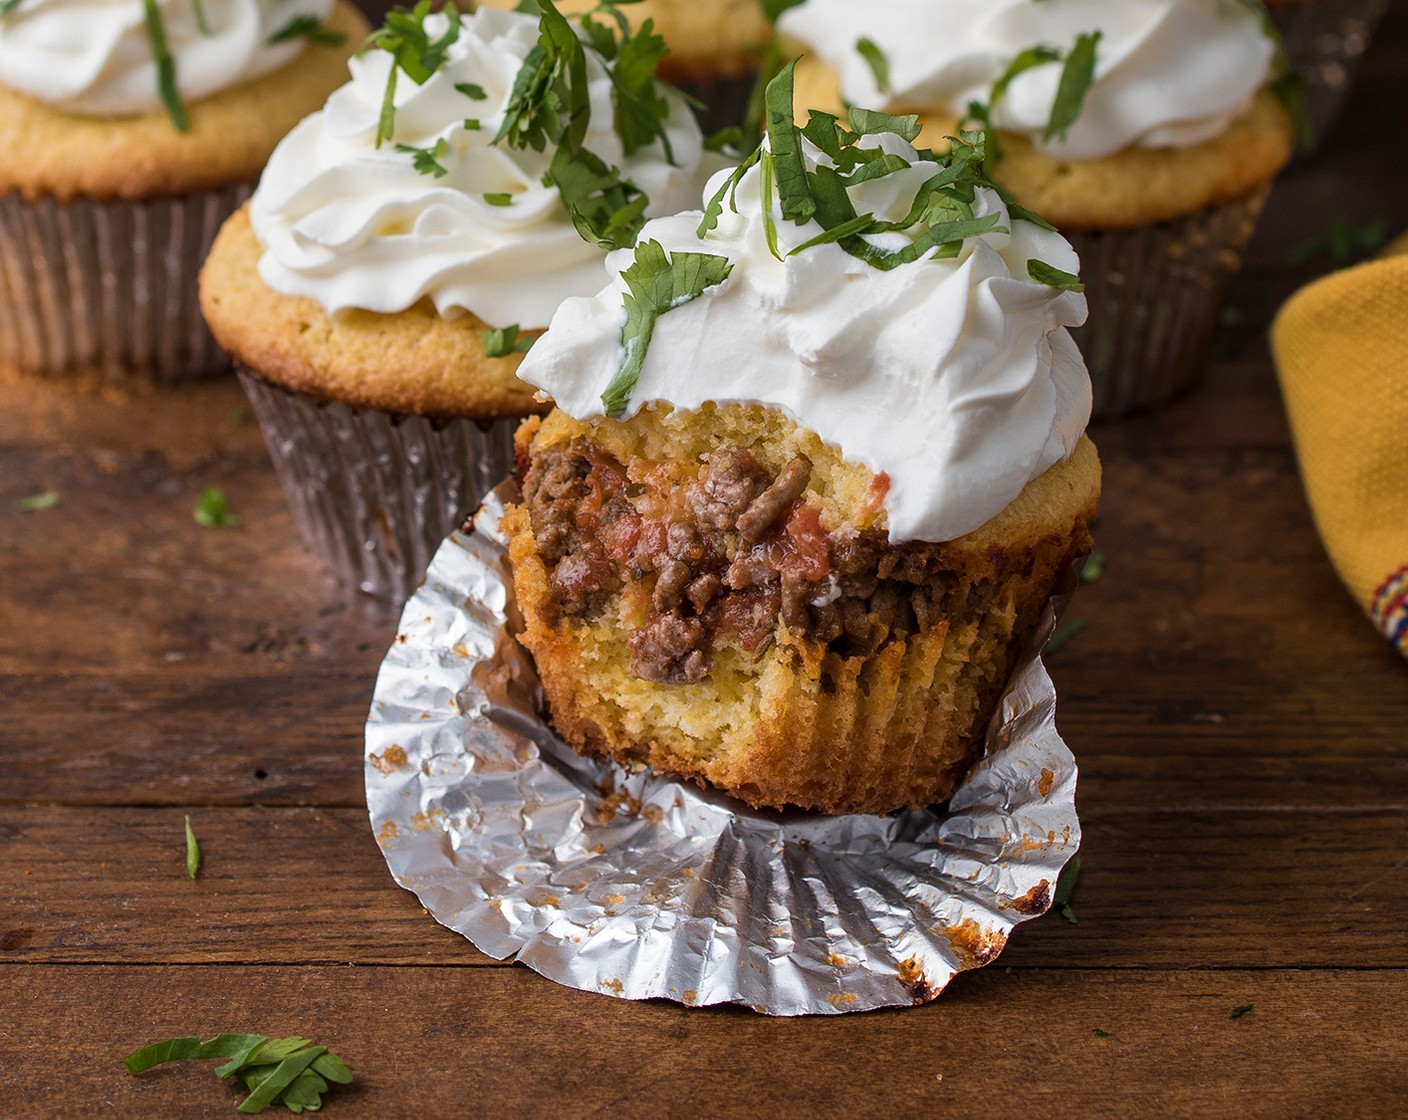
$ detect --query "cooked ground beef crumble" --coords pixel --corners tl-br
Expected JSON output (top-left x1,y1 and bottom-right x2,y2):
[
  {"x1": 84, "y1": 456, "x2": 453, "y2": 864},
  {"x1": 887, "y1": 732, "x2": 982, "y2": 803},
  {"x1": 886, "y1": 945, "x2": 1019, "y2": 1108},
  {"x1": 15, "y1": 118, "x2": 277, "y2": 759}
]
[{"x1": 522, "y1": 438, "x2": 1017, "y2": 685}]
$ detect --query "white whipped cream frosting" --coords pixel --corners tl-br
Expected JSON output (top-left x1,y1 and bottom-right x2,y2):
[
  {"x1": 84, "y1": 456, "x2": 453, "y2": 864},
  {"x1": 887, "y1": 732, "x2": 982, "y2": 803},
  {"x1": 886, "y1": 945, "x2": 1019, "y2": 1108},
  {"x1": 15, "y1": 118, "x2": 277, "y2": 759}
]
[
  {"x1": 250, "y1": 8, "x2": 706, "y2": 327},
  {"x1": 0, "y1": 0, "x2": 333, "y2": 116},
  {"x1": 518, "y1": 133, "x2": 1092, "y2": 544},
  {"x1": 778, "y1": 0, "x2": 1276, "y2": 160}
]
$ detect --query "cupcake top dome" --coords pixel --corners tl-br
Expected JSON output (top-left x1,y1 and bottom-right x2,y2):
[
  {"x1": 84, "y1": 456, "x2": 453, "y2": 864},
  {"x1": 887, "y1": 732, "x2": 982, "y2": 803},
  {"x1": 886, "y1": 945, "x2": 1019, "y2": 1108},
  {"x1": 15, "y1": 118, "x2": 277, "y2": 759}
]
[
  {"x1": 517, "y1": 67, "x2": 1091, "y2": 544},
  {"x1": 250, "y1": 5, "x2": 708, "y2": 329},
  {"x1": 0, "y1": 0, "x2": 337, "y2": 118},
  {"x1": 778, "y1": 0, "x2": 1278, "y2": 160}
]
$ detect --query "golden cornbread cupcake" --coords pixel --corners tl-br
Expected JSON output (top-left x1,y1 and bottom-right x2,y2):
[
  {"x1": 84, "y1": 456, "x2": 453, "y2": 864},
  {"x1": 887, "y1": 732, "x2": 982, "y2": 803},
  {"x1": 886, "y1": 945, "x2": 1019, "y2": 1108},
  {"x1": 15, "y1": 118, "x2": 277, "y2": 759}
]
[
  {"x1": 201, "y1": 3, "x2": 710, "y2": 600},
  {"x1": 0, "y1": 0, "x2": 364, "y2": 383},
  {"x1": 1263, "y1": 0, "x2": 1389, "y2": 135},
  {"x1": 503, "y1": 78, "x2": 1100, "y2": 814},
  {"x1": 782, "y1": 0, "x2": 1298, "y2": 418},
  {"x1": 476, "y1": 0, "x2": 774, "y2": 130}
]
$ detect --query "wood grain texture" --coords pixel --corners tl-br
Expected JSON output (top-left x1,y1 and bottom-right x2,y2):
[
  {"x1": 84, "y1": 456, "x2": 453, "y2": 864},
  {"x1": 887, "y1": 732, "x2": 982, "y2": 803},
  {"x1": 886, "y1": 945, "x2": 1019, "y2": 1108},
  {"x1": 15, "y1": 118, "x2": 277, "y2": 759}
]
[
  {"x1": 4, "y1": 805, "x2": 1407, "y2": 970},
  {"x1": 2, "y1": 6, "x2": 1408, "y2": 1116},
  {"x1": 2, "y1": 965, "x2": 1406, "y2": 1118}
]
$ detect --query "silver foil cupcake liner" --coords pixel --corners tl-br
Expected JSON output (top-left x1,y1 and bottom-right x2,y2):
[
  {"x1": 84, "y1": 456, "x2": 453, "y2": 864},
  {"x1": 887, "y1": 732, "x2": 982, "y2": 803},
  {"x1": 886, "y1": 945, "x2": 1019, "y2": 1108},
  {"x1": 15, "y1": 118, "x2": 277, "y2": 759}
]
[
  {"x1": 0, "y1": 183, "x2": 251, "y2": 383},
  {"x1": 238, "y1": 369, "x2": 519, "y2": 603},
  {"x1": 1069, "y1": 186, "x2": 1270, "y2": 420},
  {"x1": 1271, "y1": 0, "x2": 1388, "y2": 137},
  {"x1": 365, "y1": 485, "x2": 1081, "y2": 1017}
]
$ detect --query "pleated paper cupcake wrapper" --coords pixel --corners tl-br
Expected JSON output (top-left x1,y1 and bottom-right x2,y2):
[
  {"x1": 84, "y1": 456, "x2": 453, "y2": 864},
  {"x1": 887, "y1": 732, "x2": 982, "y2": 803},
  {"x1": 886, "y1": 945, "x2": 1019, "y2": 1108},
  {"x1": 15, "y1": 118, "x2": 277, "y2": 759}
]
[
  {"x1": 672, "y1": 73, "x2": 758, "y2": 137},
  {"x1": 0, "y1": 184, "x2": 251, "y2": 384},
  {"x1": 1070, "y1": 186, "x2": 1270, "y2": 421},
  {"x1": 365, "y1": 484, "x2": 1081, "y2": 1017},
  {"x1": 238, "y1": 370, "x2": 518, "y2": 603},
  {"x1": 1272, "y1": 0, "x2": 1388, "y2": 137}
]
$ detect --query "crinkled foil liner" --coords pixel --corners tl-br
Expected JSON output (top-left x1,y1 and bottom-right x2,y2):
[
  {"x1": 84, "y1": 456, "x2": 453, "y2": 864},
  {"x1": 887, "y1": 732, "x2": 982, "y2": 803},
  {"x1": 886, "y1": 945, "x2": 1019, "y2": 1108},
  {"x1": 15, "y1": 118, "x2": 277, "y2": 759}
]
[
  {"x1": 1271, "y1": 0, "x2": 1388, "y2": 137},
  {"x1": 364, "y1": 484, "x2": 1081, "y2": 1017},
  {"x1": 1070, "y1": 185, "x2": 1270, "y2": 421},
  {"x1": 0, "y1": 184, "x2": 251, "y2": 383},
  {"x1": 238, "y1": 369, "x2": 519, "y2": 603}
]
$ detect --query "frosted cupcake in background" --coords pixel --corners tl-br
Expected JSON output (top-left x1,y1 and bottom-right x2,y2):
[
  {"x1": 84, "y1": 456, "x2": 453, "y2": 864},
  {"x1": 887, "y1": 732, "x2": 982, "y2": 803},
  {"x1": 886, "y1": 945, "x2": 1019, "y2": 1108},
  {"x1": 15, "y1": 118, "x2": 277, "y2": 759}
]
[
  {"x1": 0, "y1": 0, "x2": 365, "y2": 384},
  {"x1": 477, "y1": 0, "x2": 774, "y2": 131},
  {"x1": 1264, "y1": 0, "x2": 1388, "y2": 136},
  {"x1": 780, "y1": 0, "x2": 1297, "y2": 418},
  {"x1": 503, "y1": 69, "x2": 1100, "y2": 814},
  {"x1": 201, "y1": 2, "x2": 708, "y2": 600}
]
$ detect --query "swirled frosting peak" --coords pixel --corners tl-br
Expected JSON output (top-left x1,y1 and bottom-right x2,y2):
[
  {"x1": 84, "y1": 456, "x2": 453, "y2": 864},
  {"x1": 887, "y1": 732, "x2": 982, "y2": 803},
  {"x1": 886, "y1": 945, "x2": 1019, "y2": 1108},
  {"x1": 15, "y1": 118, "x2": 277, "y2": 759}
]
[
  {"x1": 779, "y1": 0, "x2": 1276, "y2": 160},
  {"x1": 0, "y1": 0, "x2": 334, "y2": 116},
  {"x1": 518, "y1": 115, "x2": 1091, "y2": 544},
  {"x1": 250, "y1": 7, "x2": 706, "y2": 328}
]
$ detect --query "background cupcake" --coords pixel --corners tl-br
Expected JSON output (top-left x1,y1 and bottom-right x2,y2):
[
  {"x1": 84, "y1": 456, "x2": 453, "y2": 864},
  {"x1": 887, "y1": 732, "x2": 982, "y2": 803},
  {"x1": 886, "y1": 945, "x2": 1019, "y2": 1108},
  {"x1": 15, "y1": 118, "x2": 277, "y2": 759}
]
[
  {"x1": 476, "y1": 0, "x2": 774, "y2": 131},
  {"x1": 1264, "y1": 0, "x2": 1389, "y2": 135},
  {"x1": 201, "y1": 3, "x2": 708, "y2": 601},
  {"x1": 504, "y1": 86, "x2": 1100, "y2": 813},
  {"x1": 781, "y1": 0, "x2": 1297, "y2": 418},
  {"x1": 0, "y1": 0, "x2": 365, "y2": 384}
]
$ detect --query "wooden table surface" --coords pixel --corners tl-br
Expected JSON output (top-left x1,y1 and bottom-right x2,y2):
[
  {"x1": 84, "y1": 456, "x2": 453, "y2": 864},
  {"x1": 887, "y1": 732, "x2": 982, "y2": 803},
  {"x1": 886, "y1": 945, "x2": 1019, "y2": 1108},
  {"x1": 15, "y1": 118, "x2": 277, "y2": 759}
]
[{"x1": 5, "y1": 11, "x2": 1408, "y2": 1119}]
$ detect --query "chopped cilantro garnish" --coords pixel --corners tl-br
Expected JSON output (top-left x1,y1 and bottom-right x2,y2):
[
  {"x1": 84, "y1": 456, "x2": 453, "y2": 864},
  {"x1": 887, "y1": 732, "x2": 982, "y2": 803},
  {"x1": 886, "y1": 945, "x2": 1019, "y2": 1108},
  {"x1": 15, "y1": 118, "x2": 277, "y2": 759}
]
[
  {"x1": 124, "y1": 1033, "x2": 353, "y2": 1114},
  {"x1": 965, "y1": 31, "x2": 1101, "y2": 154},
  {"x1": 483, "y1": 324, "x2": 535, "y2": 357},
  {"x1": 600, "y1": 240, "x2": 733, "y2": 418},
  {"x1": 1079, "y1": 551, "x2": 1106, "y2": 584},
  {"x1": 184, "y1": 816, "x2": 201, "y2": 880},
  {"x1": 1053, "y1": 852, "x2": 1081, "y2": 924},
  {"x1": 1231, "y1": 1004, "x2": 1254, "y2": 1020},
  {"x1": 455, "y1": 81, "x2": 488, "y2": 100},
  {"x1": 19, "y1": 490, "x2": 59, "y2": 512},
  {"x1": 855, "y1": 37, "x2": 890, "y2": 95},
  {"x1": 1093, "y1": 1028, "x2": 1112, "y2": 1038},
  {"x1": 142, "y1": 0, "x2": 186, "y2": 132},
  {"x1": 194, "y1": 486, "x2": 238, "y2": 529},
  {"x1": 267, "y1": 15, "x2": 347, "y2": 47},
  {"x1": 396, "y1": 137, "x2": 452, "y2": 177},
  {"x1": 1028, "y1": 259, "x2": 1084, "y2": 292},
  {"x1": 192, "y1": 0, "x2": 210, "y2": 35},
  {"x1": 493, "y1": 0, "x2": 678, "y2": 251},
  {"x1": 362, "y1": 1, "x2": 462, "y2": 148},
  {"x1": 483, "y1": 191, "x2": 513, "y2": 205}
]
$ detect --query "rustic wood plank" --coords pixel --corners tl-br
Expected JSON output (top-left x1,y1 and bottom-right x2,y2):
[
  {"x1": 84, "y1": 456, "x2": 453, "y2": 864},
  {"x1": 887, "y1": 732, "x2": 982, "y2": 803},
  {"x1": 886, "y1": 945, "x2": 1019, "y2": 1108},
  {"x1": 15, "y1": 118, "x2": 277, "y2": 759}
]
[
  {"x1": 0, "y1": 965, "x2": 1403, "y2": 1118},
  {"x1": 4, "y1": 806, "x2": 1408, "y2": 970},
  {"x1": 9, "y1": 441, "x2": 1408, "y2": 812}
]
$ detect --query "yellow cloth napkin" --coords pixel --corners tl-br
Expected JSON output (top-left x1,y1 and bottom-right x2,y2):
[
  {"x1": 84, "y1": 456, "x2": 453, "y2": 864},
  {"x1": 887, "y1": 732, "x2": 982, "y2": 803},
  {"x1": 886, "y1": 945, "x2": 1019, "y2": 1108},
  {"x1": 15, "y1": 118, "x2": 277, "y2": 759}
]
[{"x1": 1272, "y1": 236, "x2": 1408, "y2": 656}]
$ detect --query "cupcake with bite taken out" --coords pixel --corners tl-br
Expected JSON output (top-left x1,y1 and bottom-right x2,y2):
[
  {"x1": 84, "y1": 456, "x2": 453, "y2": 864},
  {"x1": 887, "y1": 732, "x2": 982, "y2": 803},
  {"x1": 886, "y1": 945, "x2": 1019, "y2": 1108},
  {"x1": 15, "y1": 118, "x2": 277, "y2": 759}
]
[
  {"x1": 779, "y1": 0, "x2": 1297, "y2": 418},
  {"x1": 0, "y1": 0, "x2": 365, "y2": 384},
  {"x1": 502, "y1": 66, "x2": 1100, "y2": 815},
  {"x1": 201, "y1": 1, "x2": 709, "y2": 600}
]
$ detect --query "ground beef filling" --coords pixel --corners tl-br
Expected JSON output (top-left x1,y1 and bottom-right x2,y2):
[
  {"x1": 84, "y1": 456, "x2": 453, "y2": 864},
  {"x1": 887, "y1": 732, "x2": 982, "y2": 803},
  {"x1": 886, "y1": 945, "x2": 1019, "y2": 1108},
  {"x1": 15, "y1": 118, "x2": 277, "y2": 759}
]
[{"x1": 522, "y1": 439, "x2": 1005, "y2": 685}]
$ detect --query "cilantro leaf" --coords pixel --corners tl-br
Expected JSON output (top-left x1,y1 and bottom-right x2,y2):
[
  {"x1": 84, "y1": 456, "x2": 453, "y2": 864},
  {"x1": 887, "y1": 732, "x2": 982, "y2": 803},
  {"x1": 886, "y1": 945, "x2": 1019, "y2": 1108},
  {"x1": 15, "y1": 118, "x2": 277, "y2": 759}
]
[
  {"x1": 1231, "y1": 1004, "x2": 1254, "y2": 1020},
  {"x1": 483, "y1": 324, "x2": 535, "y2": 357},
  {"x1": 267, "y1": 15, "x2": 346, "y2": 47},
  {"x1": 19, "y1": 490, "x2": 58, "y2": 512},
  {"x1": 141, "y1": 0, "x2": 186, "y2": 132},
  {"x1": 185, "y1": 815, "x2": 201, "y2": 880},
  {"x1": 855, "y1": 37, "x2": 890, "y2": 94},
  {"x1": 494, "y1": 0, "x2": 674, "y2": 249},
  {"x1": 194, "y1": 486, "x2": 238, "y2": 529},
  {"x1": 1079, "y1": 551, "x2": 1106, "y2": 584},
  {"x1": 1053, "y1": 853, "x2": 1081, "y2": 924},
  {"x1": 1045, "y1": 31, "x2": 1101, "y2": 143},
  {"x1": 363, "y1": 1, "x2": 462, "y2": 147},
  {"x1": 126, "y1": 1033, "x2": 352, "y2": 1114},
  {"x1": 764, "y1": 59, "x2": 815, "y2": 226},
  {"x1": 1028, "y1": 259, "x2": 1085, "y2": 292},
  {"x1": 601, "y1": 240, "x2": 733, "y2": 418},
  {"x1": 395, "y1": 137, "x2": 452, "y2": 177}
]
